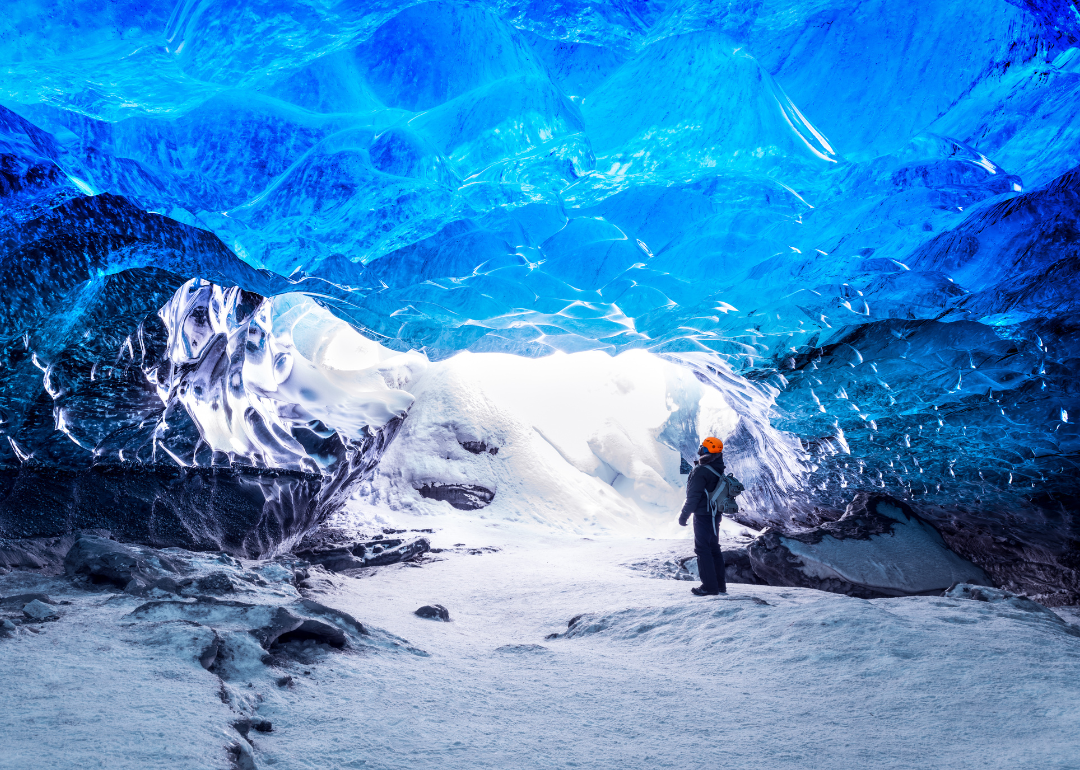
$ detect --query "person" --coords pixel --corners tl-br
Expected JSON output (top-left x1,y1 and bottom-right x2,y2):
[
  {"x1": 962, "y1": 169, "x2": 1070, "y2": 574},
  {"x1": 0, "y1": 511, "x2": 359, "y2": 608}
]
[{"x1": 678, "y1": 437, "x2": 727, "y2": 596}]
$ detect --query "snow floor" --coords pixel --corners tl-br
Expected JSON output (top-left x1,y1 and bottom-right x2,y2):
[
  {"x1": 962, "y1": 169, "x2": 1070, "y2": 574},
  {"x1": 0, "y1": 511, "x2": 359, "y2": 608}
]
[{"x1": 2, "y1": 518, "x2": 1079, "y2": 770}]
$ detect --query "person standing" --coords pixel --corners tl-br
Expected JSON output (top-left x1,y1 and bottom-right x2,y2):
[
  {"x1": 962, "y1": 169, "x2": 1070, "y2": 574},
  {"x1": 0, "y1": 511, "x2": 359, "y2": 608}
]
[{"x1": 678, "y1": 437, "x2": 727, "y2": 596}]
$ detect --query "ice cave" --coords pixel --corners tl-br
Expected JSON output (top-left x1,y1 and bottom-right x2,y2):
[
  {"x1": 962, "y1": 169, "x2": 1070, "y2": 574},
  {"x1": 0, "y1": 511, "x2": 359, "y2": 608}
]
[{"x1": 1, "y1": 1, "x2": 1079, "y2": 768}]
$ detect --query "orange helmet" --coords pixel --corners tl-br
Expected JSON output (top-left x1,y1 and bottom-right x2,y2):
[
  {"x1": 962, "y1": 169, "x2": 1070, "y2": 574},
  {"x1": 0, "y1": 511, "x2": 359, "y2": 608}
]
[{"x1": 701, "y1": 437, "x2": 724, "y2": 454}]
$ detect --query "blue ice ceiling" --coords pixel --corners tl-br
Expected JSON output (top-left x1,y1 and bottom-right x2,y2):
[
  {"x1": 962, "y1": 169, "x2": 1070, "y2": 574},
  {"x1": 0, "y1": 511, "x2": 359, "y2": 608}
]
[{"x1": 2, "y1": 0, "x2": 1080, "y2": 570}]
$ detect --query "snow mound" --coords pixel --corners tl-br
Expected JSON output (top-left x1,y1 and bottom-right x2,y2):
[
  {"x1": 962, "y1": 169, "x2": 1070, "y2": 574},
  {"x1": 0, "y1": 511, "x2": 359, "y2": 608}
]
[{"x1": 344, "y1": 348, "x2": 804, "y2": 536}]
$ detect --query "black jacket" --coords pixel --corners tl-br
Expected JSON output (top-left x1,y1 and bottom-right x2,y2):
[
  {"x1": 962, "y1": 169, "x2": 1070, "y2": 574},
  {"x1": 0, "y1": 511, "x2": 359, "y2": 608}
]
[{"x1": 679, "y1": 452, "x2": 725, "y2": 523}]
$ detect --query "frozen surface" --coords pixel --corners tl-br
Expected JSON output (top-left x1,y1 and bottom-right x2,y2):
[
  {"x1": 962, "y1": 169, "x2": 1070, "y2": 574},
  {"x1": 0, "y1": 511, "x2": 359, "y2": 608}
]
[{"x1": 3, "y1": 521, "x2": 1079, "y2": 769}]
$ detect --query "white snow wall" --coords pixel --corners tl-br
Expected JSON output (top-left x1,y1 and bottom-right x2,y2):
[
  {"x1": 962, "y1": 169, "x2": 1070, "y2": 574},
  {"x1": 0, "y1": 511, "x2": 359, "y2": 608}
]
[{"x1": 342, "y1": 343, "x2": 806, "y2": 537}]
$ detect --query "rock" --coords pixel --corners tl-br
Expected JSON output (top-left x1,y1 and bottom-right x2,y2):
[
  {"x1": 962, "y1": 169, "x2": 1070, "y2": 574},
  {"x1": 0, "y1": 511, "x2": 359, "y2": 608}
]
[
  {"x1": 123, "y1": 575, "x2": 190, "y2": 597},
  {"x1": 64, "y1": 534, "x2": 149, "y2": 587},
  {"x1": 129, "y1": 596, "x2": 350, "y2": 654},
  {"x1": 494, "y1": 644, "x2": 548, "y2": 653},
  {"x1": 0, "y1": 592, "x2": 57, "y2": 608},
  {"x1": 747, "y1": 493, "x2": 991, "y2": 598},
  {"x1": 364, "y1": 537, "x2": 430, "y2": 567},
  {"x1": 415, "y1": 604, "x2": 450, "y2": 621},
  {"x1": 227, "y1": 739, "x2": 257, "y2": 770},
  {"x1": 298, "y1": 599, "x2": 369, "y2": 637},
  {"x1": 459, "y1": 440, "x2": 498, "y2": 455},
  {"x1": 294, "y1": 528, "x2": 431, "y2": 572},
  {"x1": 1, "y1": 618, "x2": 17, "y2": 636},
  {"x1": 682, "y1": 547, "x2": 766, "y2": 585},
  {"x1": 0, "y1": 533, "x2": 92, "y2": 572},
  {"x1": 196, "y1": 571, "x2": 236, "y2": 594},
  {"x1": 64, "y1": 534, "x2": 196, "y2": 591},
  {"x1": 250, "y1": 607, "x2": 348, "y2": 650},
  {"x1": 722, "y1": 546, "x2": 767, "y2": 585},
  {"x1": 233, "y1": 718, "x2": 273, "y2": 739},
  {"x1": 199, "y1": 631, "x2": 224, "y2": 670},
  {"x1": 416, "y1": 483, "x2": 494, "y2": 510},
  {"x1": 22, "y1": 599, "x2": 58, "y2": 620}
]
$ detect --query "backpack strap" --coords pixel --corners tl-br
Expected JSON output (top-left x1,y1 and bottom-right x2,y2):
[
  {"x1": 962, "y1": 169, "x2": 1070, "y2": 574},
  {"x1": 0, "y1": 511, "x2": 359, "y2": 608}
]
[{"x1": 700, "y1": 464, "x2": 729, "y2": 518}]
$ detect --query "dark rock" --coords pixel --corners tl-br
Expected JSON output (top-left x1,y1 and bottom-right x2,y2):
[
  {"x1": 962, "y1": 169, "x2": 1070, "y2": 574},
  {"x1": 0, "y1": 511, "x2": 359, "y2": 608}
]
[
  {"x1": 297, "y1": 547, "x2": 366, "y2": 572},
  {"x1": 122, "y1": 575, "x2": 190, "y2": 597},
  {"x1": 276, "y1": 675, "x2": 294, "y2": 688},
  {"x1": 459, "y1": 440, "x2": 498, "y2": 455},
  {"x1": 364, "y1": 537, "x2": 430, "y2": 567},
  {"x1": 22, "y1": 599, "x2": 58, "y2": 620},
  {"x1": 747, "y1": 493, "x2": 990, "y2": 598},
  {"x1": 294, "y1": 528, "x2": 430, "y2": 572},
  {"x1": 253, "y1": 607, "x2": 348, "y2": 650},
  {"x1": 64, "y1": 534, "x2": 150, "y2": 587},
  {"x1": 233, "y1": 718, "x2": 273, "y2": 740},
  {"x1": 196, "y1": 571, "x2": 236, "y2": 594},
  {"x1": 0, "y1": 533, "x2": 93, "y2": 572},
  {"x1": 415, "y1": 604, "x2": 450, "y2": 621},
  {"x1": 298, "y1": 599, "x2": 369, "y2": 637},
  {"x1": 417, "y1": 483, "x2": 494, "y2": 510},
  {"x1": 198, "y1": 631, "x2": 223, "y2": 670},
  {"x1": 722, "y1": 546, "x2": 767, "y2": 585},
  {"x1": 129, "y1": 596, "x2": 351, "y2": 655}
]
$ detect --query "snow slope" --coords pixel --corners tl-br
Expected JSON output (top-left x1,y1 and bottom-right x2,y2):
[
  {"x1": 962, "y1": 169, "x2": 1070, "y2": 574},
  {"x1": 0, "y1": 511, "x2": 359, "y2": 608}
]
[
  {"x1": 3, "y1": 518, "x2": 1078, "y2": 770},
  {"x1": 346, "y1": 347, "x2": 805, "y2": 536}
]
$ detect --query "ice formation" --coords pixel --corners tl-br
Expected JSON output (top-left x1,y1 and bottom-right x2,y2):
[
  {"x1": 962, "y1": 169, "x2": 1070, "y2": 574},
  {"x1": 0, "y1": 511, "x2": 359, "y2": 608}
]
[{"x1": 1, "y1": 0, "x2": 1079, "y2": 597}]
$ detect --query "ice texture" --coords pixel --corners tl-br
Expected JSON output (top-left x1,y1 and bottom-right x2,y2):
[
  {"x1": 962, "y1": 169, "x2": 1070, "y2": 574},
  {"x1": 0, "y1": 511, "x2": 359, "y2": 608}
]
[
  {"x1": 1, "y1": 1, "x2": 1079, "y2": 587},
  {"x1": 155, "y1": 282, "x2": 413, "y2": 472}
]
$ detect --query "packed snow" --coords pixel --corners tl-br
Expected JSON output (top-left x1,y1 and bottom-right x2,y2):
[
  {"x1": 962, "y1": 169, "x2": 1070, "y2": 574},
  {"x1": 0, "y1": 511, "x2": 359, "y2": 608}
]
[{"x1": 2, "y1": 514, "x2": 1079, "y2": 770}]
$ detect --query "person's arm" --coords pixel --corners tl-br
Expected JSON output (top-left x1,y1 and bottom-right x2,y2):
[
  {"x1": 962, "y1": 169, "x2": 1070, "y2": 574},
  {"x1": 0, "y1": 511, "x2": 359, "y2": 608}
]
[{"x1": 679, "y1": 467, "x2": 705, "y2": 525}]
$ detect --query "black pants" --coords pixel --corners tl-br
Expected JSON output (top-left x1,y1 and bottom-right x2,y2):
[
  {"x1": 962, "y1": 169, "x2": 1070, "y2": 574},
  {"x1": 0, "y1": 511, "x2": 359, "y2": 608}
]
[{"x1": 693, "y1": 514, "x2": 727, "y2": 593}]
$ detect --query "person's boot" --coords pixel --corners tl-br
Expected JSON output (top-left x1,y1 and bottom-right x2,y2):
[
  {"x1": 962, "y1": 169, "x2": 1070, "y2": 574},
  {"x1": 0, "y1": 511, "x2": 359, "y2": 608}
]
[{"x1": 691, "y1": 586, "x2": 719, "y2": 596}]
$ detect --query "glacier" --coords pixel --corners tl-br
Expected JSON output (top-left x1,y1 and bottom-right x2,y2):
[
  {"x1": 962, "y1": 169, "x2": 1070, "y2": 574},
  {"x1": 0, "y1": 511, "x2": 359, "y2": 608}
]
[
  {"x1": 0, "y1": 0, "x2": 1079, "y2": 605},
  {"x1": 4, "y1": 3, "x2": 1080, "y2": 767}
]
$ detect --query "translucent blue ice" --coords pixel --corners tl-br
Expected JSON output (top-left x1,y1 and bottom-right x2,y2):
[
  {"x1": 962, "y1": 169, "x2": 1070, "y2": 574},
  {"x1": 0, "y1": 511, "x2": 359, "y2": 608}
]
[{"x1": 2, "y1": 0, "x2": 1080, "y2": 542}]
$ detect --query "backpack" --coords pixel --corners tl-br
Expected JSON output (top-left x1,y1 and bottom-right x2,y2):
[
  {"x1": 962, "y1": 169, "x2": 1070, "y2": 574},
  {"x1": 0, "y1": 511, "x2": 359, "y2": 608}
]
[{"x1": 701, "y1": 465, "x2": 745, "y2": 515}]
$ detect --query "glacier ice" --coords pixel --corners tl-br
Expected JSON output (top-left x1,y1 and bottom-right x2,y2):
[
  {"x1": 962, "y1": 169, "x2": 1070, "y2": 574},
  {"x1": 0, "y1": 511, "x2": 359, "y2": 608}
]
[{"x1": 0, "y1": 0, "x2": 1079, "y2": 598}]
